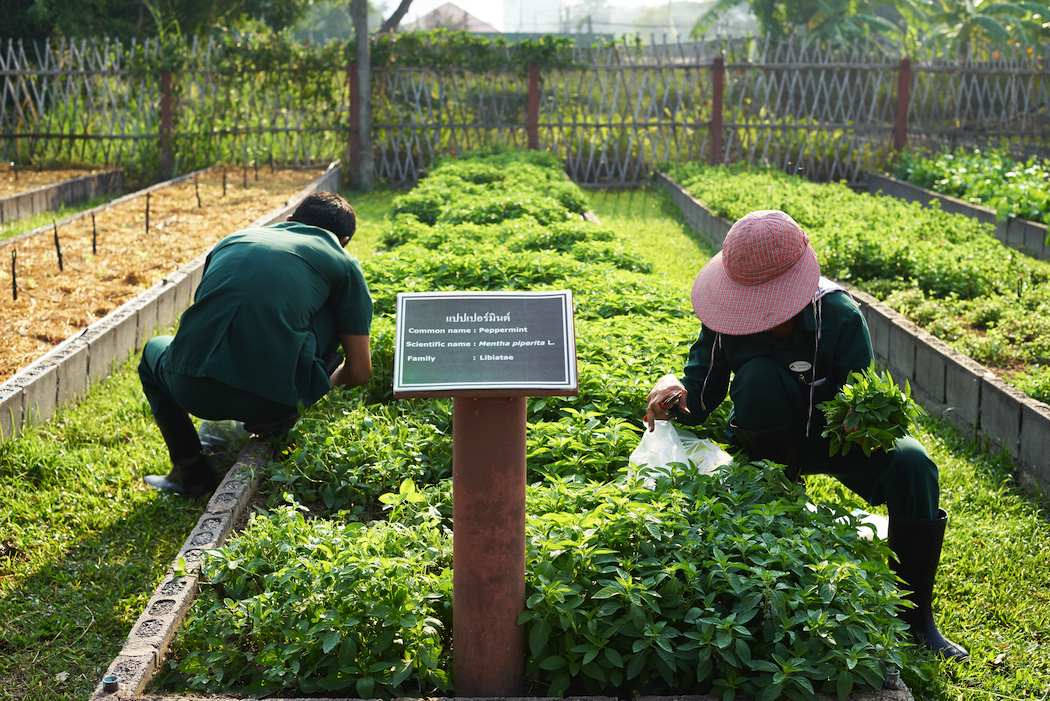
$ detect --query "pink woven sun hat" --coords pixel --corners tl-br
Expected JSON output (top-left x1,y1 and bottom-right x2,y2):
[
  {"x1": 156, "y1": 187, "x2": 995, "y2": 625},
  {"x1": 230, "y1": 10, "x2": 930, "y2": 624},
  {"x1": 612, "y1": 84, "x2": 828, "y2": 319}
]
[{"x1": 691, "y1": 210, "x2": 820, "y2": 335}]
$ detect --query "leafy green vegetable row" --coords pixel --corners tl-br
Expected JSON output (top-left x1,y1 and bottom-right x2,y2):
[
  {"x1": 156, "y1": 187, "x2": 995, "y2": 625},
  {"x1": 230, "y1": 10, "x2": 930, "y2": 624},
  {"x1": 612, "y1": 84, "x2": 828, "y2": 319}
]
[
  {"x1": 665, "y1": 161, "x2": 1050, "y2": 403},
  {"x1": 158, "y1": 149, "x2": 909, "y2": 699},
  {"x1": 894, "y1": 147, "x2": 1050, "y2": 226}
]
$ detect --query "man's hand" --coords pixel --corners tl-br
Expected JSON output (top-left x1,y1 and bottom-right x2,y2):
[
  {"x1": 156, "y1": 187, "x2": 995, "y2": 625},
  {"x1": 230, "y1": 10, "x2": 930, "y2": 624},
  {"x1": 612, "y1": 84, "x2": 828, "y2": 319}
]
[
  {"x1": 330, "y1": 334, "x2": 371, "y2": 388},
  {"x1": 645, "y1": 374, "x2": 689, "y2": 431}
]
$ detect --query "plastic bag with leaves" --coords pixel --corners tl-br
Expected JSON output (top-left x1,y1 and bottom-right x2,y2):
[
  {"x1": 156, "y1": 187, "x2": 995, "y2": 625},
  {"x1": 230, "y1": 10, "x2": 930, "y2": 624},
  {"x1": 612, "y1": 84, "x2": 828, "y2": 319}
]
[{"x1": 629, "y1": 420, "x2": 734, "y2": 486}]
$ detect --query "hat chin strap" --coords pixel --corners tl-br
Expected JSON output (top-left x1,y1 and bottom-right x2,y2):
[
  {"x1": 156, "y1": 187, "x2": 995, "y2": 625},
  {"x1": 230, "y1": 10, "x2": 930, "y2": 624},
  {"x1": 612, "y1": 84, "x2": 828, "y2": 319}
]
[{"x1": 806, "y1": 294, "x2": 824, "y2": 437}]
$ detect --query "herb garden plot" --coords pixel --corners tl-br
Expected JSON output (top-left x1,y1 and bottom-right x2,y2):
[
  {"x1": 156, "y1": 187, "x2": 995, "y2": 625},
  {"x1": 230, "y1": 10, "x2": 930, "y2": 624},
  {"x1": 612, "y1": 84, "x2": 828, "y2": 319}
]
[
  {"x1": 0, "y1": 167, "x2": 322, "y2": 380},
  {"x1": 665, "y1": 162, "x2": 1050, "y2": 404},
  {"x1": 153, "y1": 149, "x2": 911, "y2": 700}
]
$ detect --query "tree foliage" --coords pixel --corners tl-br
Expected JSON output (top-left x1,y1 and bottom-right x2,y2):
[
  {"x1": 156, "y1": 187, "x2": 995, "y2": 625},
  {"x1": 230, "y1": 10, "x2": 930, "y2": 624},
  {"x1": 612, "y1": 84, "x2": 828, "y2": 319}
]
[
  {"x1": 12, "y1": 0, "x2": 312, "y2": 41},
  {"x1": 689, "y1": 0, "x2": 1050, "y2": 47}
]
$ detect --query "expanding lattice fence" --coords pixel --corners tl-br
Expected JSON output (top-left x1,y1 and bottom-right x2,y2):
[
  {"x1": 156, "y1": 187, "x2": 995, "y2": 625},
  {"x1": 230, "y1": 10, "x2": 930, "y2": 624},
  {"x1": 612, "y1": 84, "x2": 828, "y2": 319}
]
[{"x1": 2, "y1": 35, "x2": 1049, "y2": 185}]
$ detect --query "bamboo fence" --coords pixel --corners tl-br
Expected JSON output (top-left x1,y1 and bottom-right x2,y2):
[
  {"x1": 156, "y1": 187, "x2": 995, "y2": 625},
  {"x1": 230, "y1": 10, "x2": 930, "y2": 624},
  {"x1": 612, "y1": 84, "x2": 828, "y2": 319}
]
[{"x1": 2, "y1": 35, "x2": 1049, "y2": 185}]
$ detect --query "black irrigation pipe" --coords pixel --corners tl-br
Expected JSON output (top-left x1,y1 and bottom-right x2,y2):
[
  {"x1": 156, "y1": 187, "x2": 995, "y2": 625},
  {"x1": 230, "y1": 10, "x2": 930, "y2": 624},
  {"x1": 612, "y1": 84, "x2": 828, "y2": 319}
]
[
  {"x1": 222, "y1": 168, "x2": 227, "y2": 197},
  {"x1": 195, "y1": 175, "x2": 201, "y2": 208},
  {"x1": 91, "y1": 212, "x2": 97, "y2": 254},
  {"x1": 11, "y1": 248, "x2": 16, "y2": 300},
  {"x1": 145, "y1": 191, "x2": 151, "y2": 233},
  {"x1": 52, "y1": 217, "x2": 63, "y2": 272}
]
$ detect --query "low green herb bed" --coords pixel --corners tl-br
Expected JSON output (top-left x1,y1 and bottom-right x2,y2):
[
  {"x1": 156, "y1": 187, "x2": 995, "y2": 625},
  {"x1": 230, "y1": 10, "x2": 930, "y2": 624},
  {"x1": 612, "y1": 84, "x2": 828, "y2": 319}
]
[
  {"x1": 893, "y1": 147, "x2": 1050, "y2": 226},
  {"x1": 665, "y1": 161, "x2": 1050, "y2": 403},
  {"x1": 157, "y1": 150, "x2": 912, "y2": 699}
]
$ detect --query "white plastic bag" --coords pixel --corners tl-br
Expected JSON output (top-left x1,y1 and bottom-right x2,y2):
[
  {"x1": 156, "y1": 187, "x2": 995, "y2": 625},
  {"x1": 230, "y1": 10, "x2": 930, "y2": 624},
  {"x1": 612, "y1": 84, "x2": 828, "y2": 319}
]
[
  {"x1": 198, "y1": 419, "x2": 250, "y2": 455},
  {"x1": 629, "y1": 420, "x2": 734, "y2": 486}
]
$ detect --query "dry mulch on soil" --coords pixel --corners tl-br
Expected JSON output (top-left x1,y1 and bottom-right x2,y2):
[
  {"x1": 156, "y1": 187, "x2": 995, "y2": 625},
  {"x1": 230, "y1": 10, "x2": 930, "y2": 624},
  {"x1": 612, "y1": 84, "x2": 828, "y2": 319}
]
[
  {"x1": 0, "y1": 167, "x2": 325, "y2": 379},
  {"x1": 1, "y1": 165, "x2": 114, "y2": 198}
]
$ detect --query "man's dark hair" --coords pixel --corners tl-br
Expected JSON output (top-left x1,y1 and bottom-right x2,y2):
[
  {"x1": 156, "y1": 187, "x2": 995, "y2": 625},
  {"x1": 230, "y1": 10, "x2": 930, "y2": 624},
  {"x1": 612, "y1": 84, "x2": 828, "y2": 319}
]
[{"x1": 289, "y1": 191, "x2": 357, "y2": 242}]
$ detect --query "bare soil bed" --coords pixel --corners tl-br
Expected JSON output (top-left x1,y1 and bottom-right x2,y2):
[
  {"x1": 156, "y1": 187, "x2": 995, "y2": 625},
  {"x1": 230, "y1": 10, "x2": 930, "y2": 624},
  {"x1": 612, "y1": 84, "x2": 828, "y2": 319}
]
[
  {"x1": 1, "y1": 165, "x2": 114, "y2": 197},
  {"x1": 0, "y1": 167, "x2": 325, "y2": 379}
]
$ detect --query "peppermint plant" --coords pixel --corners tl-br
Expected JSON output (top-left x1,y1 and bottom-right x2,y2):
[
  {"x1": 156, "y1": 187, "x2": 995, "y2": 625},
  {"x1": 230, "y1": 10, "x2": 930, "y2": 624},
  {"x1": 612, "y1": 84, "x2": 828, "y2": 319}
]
[{"x1": 820, "y1": 365, "x2": 928, "y2": 457}]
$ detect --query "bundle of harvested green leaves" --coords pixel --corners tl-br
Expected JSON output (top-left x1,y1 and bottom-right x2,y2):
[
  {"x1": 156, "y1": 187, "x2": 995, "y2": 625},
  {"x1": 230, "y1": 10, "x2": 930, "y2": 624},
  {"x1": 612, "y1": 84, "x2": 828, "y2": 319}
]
[{"x1": 821, "y1": 365, "x2": 928, "y2": 457}]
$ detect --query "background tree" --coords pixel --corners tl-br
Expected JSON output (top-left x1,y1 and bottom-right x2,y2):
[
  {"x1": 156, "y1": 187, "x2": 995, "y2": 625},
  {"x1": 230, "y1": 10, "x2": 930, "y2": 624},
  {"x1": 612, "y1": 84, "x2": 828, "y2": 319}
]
[
  {"x1": 896, "y1": 0, "x2": 1050, "y2": 48},
  {"x1": 690, "y1": 0, "x2": 1050, "y2": 45},
  {"x1": 17, "y1": 0, "x2": 313, "y2": 41},
  {"x1": 691, "y1": 0, "x2": 902, "y2": 41}
]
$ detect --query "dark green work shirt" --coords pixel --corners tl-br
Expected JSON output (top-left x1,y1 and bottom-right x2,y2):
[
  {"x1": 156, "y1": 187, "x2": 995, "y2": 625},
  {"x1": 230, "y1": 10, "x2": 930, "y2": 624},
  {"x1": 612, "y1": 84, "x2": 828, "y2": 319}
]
[
  {"x1": 168, "y1": 222, "x2": 373, "y2": 407},
  {"x1": 675, "y1": 289, "x2": 873, "y2": 430}
]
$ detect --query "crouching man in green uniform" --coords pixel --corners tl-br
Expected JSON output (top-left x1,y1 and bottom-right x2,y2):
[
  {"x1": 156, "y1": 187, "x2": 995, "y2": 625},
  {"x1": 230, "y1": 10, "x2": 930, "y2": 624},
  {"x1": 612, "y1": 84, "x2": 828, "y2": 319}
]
[
  {"x1": 644, "y1": 209, "x2": 969, "y2": 661},
  {"x1": 138, "y1": 191, "x2": 373, "y2": 496}
]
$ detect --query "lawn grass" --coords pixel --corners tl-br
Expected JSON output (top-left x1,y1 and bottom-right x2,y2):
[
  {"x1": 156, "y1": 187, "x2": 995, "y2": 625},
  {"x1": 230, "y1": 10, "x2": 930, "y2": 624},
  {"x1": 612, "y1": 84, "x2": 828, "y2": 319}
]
[
  {"x1": 0, "y1": 359, "x2": 206, "y2": 700},
  {"x1": 0, "y1": 192, "x2": 127, "y2": 244},
  {"x1": 1, "y1": 181, "x2": 1047, "y2": 701}
]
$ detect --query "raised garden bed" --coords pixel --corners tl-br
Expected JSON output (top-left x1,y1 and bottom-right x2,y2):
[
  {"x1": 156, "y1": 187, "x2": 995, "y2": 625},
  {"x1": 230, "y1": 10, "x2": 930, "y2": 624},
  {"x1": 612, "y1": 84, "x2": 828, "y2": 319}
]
[
  {"x1": 1, "y1": 166, "x2": 125, "y2": 226},
  {"x1": 94, "y1": 150, "x2": 917, "y2": 701},
  {"x1": 865, "y1": 173, "x2": 1050, "y2": 261},
  {"x1": 0, "y1": 162, "x2": 342, "y2": 442}
]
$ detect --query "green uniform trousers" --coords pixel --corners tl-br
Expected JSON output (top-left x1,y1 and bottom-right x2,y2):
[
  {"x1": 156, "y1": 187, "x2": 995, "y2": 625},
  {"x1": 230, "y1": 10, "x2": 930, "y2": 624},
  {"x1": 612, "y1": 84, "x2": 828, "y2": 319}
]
[{"x1": 730, "y1": 356, "x2": 939, "y2": 521}]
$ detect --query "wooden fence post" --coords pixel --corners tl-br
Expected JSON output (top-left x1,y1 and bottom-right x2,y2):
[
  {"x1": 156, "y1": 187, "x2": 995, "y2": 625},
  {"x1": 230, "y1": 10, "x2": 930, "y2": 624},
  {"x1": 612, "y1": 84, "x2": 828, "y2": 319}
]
[
  {"x1": 710, "y1": 56, "x2": 724, "y2": 166},
  {"x1": 160, "y1": 70, "x2": 173, "y2": 179},
  {"x1": 895, "y1": 57, "x2": 911, "y2": 152},
  {"x1": 347, "y1": 61, "x2": 360, "y2": 180},
  {"x1": 527, "y1": 62, "x2": 540, "y2": 150}
]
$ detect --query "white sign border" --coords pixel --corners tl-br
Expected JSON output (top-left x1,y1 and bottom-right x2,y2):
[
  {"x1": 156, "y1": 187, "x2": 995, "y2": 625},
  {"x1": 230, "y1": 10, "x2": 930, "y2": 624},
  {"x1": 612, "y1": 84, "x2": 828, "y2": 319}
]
[{"x1": 393, "y1": 290, "x2": 577, "y2": 394}]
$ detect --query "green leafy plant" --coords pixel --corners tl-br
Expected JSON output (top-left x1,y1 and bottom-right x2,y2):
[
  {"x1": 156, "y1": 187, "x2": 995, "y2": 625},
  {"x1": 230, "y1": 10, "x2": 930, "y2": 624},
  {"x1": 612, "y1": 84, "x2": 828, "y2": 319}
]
[
  {"x1": 894, "y1": 147, "x2": 1050, "y2": 226},
  {"x1": 157, "y1": 503, "x2": 453, "y2": 697},
  {"x1": 519, "y1": 462, "x2": 909, "y2": 698},
  {"x1": 820, "y1": 365, "x2": 928, "y2": 457}
]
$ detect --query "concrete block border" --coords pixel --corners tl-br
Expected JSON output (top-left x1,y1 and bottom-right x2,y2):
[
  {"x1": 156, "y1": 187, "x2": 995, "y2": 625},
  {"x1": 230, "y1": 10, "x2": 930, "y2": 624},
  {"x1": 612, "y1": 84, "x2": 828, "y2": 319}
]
[
  {"x1": 0, "y1": 168, "x2": 125, "y2": 226},
  {"x1": 865, "y1": 172, "x2": 1050, "y2": 261},
  {"x1": 0, "y1": 161, "x2": 342, "y2": 443},
  {"x1": 655, "y1": 171, "x2": 1050, "y2": 499},
  {"x1": 91, "y1": 440, "x2": 270, "y2": 699}
]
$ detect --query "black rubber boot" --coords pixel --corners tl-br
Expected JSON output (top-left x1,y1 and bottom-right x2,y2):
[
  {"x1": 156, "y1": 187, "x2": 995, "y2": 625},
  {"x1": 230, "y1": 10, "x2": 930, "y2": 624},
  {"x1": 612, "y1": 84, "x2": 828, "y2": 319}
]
[
  {"x1": 143, "y1": 454, "x2": 220, "y2": 496},
  {"x1": 144, "y1": 414, "x2": 220, "y2": 495},
  {"x1": 888, "y1": 508, "x2": 970, "y2": 660},
  {"x1": 730, "y1": 421, "x2": 803, "y2": 482}
]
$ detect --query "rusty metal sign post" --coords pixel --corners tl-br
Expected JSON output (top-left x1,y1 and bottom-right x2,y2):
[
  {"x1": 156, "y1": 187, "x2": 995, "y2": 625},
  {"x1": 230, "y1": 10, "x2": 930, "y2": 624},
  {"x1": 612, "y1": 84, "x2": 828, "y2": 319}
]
[{"x1": 393, "y1": 291, "x2": 578, "y2": 697}]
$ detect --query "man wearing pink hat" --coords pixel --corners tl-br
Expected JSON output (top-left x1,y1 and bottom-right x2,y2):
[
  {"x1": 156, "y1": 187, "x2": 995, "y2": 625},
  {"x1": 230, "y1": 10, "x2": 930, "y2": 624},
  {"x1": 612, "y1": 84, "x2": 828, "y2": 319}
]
[{"x1": 645, "y1": 209, "x2": 969, "y2": 661}]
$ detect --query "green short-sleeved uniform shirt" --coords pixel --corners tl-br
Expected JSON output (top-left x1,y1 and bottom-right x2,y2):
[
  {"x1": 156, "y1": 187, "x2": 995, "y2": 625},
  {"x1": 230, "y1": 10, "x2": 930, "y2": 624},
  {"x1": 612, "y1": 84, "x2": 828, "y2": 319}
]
[{"x1": 167, "y1": 221, "x2": 373, "y2": 407}]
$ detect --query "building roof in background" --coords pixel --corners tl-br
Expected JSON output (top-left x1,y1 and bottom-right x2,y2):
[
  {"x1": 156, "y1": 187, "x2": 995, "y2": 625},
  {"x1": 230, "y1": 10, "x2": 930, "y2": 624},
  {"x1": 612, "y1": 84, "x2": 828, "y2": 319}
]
[{"x1": 402, "y1": 3, "x2": 500, "y2": 32}]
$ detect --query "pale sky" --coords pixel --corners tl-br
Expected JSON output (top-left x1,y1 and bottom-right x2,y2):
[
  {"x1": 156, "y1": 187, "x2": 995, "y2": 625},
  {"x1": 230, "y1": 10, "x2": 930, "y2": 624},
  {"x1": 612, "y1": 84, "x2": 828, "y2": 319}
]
[{"x1": 401, "y1": 0, "x2": 676, "y2": 33}]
